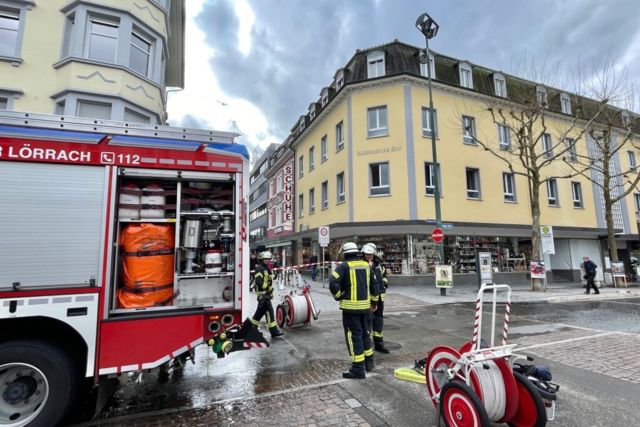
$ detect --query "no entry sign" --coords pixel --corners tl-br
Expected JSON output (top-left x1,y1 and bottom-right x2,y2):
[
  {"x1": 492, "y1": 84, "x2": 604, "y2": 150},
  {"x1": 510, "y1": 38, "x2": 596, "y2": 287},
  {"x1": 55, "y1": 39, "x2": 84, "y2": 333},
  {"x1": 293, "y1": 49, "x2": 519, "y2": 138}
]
[{"x1": 432, "y1": 228, "x2": 444, "y2": 242}]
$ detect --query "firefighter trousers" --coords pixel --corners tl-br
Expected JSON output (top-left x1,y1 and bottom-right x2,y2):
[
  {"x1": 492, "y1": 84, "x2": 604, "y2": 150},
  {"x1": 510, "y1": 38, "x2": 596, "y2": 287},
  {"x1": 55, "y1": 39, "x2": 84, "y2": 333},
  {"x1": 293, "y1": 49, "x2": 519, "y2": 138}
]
[
  {"x1": 372, "y1": 298, "x2": 385, "y2": 344},
  {"x1": 343, "y1": 311, "x2": 373, "y2": 374},
  {"x1": 251, "y1": 297, "x2": 279, "y2": 334}
]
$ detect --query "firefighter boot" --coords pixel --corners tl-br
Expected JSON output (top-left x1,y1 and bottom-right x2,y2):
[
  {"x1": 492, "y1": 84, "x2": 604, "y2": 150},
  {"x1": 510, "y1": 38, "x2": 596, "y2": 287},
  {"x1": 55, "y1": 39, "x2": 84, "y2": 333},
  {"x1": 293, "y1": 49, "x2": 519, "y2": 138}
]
[
  {"x1": 342, "y1": 362, "x2": 366, "y2": 379},
  {"x1": 365, "y1": 356, "x2": 374, "y2": 372},
  {"x1": 270, "y1": 326, "x2": 284, "y2": 338},
  {"x1": 375, "y1": 341, "x2": 390, "y2": 353}
]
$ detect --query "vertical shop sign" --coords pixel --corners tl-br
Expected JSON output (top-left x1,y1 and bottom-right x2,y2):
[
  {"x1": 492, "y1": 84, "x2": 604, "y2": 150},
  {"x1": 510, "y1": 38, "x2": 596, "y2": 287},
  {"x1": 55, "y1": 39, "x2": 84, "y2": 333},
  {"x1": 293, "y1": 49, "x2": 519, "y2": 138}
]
[{"x1": 282, "y1": 162, "x2": 293, "y2": 223}]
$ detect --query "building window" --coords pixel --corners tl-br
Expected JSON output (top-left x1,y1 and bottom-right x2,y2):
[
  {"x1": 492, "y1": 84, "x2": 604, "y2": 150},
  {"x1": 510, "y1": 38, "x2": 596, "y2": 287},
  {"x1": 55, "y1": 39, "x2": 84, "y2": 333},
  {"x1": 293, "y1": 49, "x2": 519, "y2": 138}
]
[
  {"x1": 498, "y1": 124, "x2": 511, "y2": 150},
  {"x1": 0, "y1": 97, "x2": 7, "y2": 110},
  {"x1": 88, "y1": 17, "x2": 119, "y2": 63},
  {"x1": 367, "y1": 51, "x2": 385, "y2": 78},
  {"x1": 321, "y1": 181, "x2": 328, "y2": 209},
  {"x1": 321, "y1": 89, "x2": 329, "y2": 107},
  {"x1": 130, "y1": 30, "x2": 152, "y2": 76},
  {"x1": 0, "y1": 6, "x2": 25, "y2": 59},
  {"x1": 54, "y1": 100, "x2": 65, "y2": 115},
  {"x1": 547, "y1": 179, "x2": 558, "y2": 206},
  {"x1": 542, "y1": 133, "x2": 553, "y2": 158},
  {"x1": 466, "y1": 168, "x2": 481, "y2": 199},
  {"x1": 422, "y1": 107, "x2": 438, "y2": 138},
  {"x1": 298, "y1": 194, "x2": 304, "y2": 217},
  {"x1": 459, "y1": 64, "x2": 473, "y2": 89},
  {"x1": 336, "y1": 121, "x2": 344, "y2": 151},
  {"x1": 369, "y1": 162, "x2": 390, "y2": 196},
  {"x1": 309, "y1": 188, "x2": 315, "y2": 214},
  {"x1": 276, "y1": 206, "x2": 282, "y2": 226},
  {"x1": 572, "y1": 182, "x2": 583, "y2": 208},
  {"x1": 503, "y1": 173, "x2": 516, "y2": 202},
  {"x1": 622, "y1": 111, "x2": 631, "y2": 127},
  {"x1": 77, "y1": 100, "x2": 112, "y2": 120},
  {"x1": 424, "y1": 162, "x2": 441, "y2": 196},
  {"x1": 537, "y1": 86, "x2": 548, "y2": 107},
  {"x1": 299, "y1": 155, "x2": 304, "y2": 178},
  {"x1": 309, "y1": 146, "x2": 315, "y2": 171},
  {"x1": 337, "y1": 172, "x2": 345, "y2": 203},
  {"x1": 565, "y1": 138, "x2": 577, "y2": 162},
  {"x1": 249, "y1": 203, "x2": 267, "y2": 221},
  {"x1": 367, "y1": 106, "x2": 388, "y2": 137},
  {"x1": 462, "y1": 116, "x2": 476, "y2": 144},
  {"x1": 628, "y1": 151, "x2": 637, "y2": 170},
  {"x1": 561, "y1": 94, "x2": 571, "y2": 115},
  {"x1": 336, "y1": 71, "x2": 344, "y2": 91},
  {"x1": 124, "y1": 108, "x2": 150, "y2": 123},
  {"x1": 299, "y1": 117, "x2": 305, "y2": 132},
  {"x1": 494, "y1": 74, "x2": 507, "y2": 97},
  {"x1": 277, "y1": 174, "x2": 282, "y2": 192},
  {"x1": 635, "y1": 194, "x2": 640, "y2": 212},
  {"x1": 420, "y1": 53, "x2": 435, "y2": 79},
  {"x1": 321, "y1": 136, "x2": 328, "y2": 162},
  {"x1": 310, "y1": 105, "x2": 316, "y2": 121}
]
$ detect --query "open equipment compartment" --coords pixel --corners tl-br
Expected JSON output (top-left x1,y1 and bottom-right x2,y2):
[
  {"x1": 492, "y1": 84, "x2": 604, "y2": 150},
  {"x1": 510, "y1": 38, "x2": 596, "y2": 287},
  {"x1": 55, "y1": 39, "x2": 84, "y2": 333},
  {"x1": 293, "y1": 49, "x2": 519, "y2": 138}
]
[{"x1": 109, "y1": 167, "x2": 239, "y2": 314}]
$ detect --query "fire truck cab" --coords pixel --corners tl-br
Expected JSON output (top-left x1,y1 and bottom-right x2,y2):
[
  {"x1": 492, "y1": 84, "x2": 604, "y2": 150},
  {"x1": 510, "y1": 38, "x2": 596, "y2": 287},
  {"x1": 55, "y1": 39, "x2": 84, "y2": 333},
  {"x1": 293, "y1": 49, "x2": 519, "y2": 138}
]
[{"x1": 0, "y1": 111, "x2": 268, "y2": 427}]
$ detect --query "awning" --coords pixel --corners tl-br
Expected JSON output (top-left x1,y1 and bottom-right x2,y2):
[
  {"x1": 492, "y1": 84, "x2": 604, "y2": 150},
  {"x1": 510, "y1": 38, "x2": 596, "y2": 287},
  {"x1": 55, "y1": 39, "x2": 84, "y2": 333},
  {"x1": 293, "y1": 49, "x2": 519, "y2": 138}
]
[{"x1": 265, "y1": 241, "x2": 292, "y2": 248}]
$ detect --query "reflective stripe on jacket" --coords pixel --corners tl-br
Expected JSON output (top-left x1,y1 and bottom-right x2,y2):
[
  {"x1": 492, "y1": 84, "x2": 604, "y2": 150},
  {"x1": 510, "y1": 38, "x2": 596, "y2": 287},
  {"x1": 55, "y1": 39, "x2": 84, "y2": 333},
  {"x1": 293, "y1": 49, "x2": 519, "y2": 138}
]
[
  {"x1": 329, "y1": 259, "x2": 379, "y2": 313},
  {"x1": 254, "y1": 263, "x2": 273, "y2": 298}
]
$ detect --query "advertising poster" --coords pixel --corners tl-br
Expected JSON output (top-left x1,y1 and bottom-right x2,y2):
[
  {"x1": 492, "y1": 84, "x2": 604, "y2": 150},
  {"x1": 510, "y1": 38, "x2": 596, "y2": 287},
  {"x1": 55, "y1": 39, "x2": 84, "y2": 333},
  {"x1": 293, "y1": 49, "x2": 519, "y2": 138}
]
[
  {"x1": 530, "y1": 260, "x2": 546, "y2": 279},
  {"x1": 435, "y1": 265, "x2": 453, "y2": 288},
  {"x1": 611, "y1": 261, "x2": 625, "y2": 277},
  {"x1": 479, "y1": 252, "x2": 492, "y2": 281}
]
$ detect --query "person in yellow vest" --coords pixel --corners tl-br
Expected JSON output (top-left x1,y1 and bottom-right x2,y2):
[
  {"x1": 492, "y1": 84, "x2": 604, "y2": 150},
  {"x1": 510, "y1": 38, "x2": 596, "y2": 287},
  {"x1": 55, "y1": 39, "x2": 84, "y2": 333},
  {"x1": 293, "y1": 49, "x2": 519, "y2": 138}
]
[
  {"x1": 363, "y1": 243, "x2": 389, "y2": 353},
  {"x1": 329, "y1": 242, "x2": 379, "y2": 379},
  {"x1": 251, "y1": 251, "x2": 284, "y2": 338}
]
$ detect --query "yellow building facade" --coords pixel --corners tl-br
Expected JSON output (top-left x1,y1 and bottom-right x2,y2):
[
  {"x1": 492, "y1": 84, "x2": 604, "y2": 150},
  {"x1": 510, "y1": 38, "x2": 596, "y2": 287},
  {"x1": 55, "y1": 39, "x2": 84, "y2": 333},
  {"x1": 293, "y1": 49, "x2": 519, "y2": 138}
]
[
  {"x1": 0, "y1": 0, "x2": 184, "y2": 123},
  {"x1": 287, "y1": 41, "x2": 638, "y2": 283}
]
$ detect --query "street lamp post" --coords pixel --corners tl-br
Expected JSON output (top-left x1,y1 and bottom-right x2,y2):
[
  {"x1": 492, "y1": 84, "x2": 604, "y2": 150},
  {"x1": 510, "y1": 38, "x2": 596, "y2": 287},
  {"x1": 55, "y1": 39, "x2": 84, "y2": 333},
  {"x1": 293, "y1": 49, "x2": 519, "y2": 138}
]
[{"x1": 416, "y1": 13, "x2": 446, "y2": 296}]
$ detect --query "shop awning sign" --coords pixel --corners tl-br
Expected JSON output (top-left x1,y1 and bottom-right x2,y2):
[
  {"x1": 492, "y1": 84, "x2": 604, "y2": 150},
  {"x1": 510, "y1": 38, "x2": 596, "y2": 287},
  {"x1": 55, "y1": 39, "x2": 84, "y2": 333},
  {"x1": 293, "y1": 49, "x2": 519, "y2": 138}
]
[{"x1": 540, "y1": 225, "x2": 555, "y2": 254}]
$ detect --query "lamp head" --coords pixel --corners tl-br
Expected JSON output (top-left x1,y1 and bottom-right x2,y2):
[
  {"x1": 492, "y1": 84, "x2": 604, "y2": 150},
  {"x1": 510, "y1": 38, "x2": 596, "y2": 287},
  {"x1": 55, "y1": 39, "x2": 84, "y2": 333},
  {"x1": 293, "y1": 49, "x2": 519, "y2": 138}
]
[{"x1": 415, "y1": 13, "x2": 439, "y2": 39}]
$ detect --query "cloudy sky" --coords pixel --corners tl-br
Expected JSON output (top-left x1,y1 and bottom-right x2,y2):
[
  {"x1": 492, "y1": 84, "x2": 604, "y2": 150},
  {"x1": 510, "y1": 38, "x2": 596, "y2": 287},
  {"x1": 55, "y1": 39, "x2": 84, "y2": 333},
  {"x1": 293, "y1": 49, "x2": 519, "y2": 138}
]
[{"x1": 167, "y1": 0, "x2": 640, "y2": 152}]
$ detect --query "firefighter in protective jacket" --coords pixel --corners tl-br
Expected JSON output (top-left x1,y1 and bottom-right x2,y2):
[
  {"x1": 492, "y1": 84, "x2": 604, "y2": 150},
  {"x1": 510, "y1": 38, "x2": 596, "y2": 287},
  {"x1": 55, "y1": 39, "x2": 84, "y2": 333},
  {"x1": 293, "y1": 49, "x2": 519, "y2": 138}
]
[
  {"x1": 363, "y1": 243, "x2": 389, "y2": 353},
  {"x1": 251, "y1": 251, "x2": 284, "y2": 338},
  {"x1": 329, "y1": 242, "x2": 379, "y2": 379}
]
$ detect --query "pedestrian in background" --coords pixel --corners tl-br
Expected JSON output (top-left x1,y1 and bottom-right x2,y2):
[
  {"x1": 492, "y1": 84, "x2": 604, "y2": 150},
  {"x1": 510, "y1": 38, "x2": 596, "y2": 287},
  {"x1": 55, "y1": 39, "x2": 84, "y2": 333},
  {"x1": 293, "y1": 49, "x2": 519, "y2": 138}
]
[
  {"x1": 310, "y1": 252, "x2": 318, "y2": 281},
  {"x1": 583, "y1": 256, "x2": 600, "y2": 295},
  {"x1": 363, "y1": 243, "x2": 389, "y2": 353},
  {"x1": 330, "y1": 242, "x2": 379, "y2": 379}
]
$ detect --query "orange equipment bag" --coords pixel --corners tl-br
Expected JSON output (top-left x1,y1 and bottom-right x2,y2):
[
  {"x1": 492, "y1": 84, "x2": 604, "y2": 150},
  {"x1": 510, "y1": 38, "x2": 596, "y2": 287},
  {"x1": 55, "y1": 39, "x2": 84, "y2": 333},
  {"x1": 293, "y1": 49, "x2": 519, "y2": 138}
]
[{"x1": 118, "y1": 223, "x2": 177, "y2": 308}]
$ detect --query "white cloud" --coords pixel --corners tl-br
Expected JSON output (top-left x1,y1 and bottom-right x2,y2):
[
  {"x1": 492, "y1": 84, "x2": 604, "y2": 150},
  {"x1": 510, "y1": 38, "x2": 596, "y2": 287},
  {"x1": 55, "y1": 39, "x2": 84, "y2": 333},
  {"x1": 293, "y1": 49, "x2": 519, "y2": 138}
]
[{"x1": 166, "y1": 0, "x2": 274, "y2": 149}]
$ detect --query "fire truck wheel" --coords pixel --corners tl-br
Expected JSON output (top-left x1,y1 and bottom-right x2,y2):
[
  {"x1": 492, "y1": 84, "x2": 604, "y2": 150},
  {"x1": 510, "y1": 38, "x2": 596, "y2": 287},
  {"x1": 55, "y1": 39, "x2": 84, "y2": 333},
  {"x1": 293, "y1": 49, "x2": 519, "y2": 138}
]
[
  {"x1": 507, "y1": 372, "x2": 547, "y2": 427},
  {"x1": 276, "y1": 304, "x2": 286, "y2": 328},
  {"x1": 439, "y1": 381, "x2": 490, "y2": 427},
  {"x1": 0, "y1": 339, "x2": 80, "y2": 427}
]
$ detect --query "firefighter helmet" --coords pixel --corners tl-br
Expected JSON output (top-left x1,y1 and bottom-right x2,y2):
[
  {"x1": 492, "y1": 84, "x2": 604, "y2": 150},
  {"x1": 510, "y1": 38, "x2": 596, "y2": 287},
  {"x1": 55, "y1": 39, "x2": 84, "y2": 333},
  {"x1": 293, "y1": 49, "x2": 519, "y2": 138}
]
[
  {"x1": 261, "y1": 251, "x2": 273, "y2": 259},
  {"x1": 340, "y1": 242, "x2": 359, "y2": 254},
  {"x1": 362, "y1": 243, "x2": 377, "y2": 255}
]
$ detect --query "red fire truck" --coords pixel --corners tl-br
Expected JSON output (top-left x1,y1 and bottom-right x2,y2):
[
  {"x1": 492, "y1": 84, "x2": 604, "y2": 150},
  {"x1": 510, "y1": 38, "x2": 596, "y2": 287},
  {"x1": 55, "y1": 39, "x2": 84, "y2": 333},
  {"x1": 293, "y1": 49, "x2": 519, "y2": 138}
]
[{"x1": 0, "y1": 111, "x2": 268, "y2": 427}]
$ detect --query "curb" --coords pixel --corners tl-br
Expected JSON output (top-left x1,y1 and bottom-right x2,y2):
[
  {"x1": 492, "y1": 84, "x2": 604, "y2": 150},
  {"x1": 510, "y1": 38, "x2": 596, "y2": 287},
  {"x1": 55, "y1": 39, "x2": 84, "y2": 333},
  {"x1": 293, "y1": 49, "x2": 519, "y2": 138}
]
[{"x1": 545, "y1": 290, "x2": 640, "y2": 303}]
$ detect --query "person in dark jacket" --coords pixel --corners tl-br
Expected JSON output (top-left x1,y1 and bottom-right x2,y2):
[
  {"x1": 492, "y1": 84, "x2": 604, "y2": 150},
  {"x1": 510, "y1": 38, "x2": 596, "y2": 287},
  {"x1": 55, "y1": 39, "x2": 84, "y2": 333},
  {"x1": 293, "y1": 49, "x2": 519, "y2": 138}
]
[
  {"x1": 363, "y1": 243, "x2": 389, "y2": 353},
  {"x1": 583, "y1": 256, "x2": 600, "y2": 295},
  {"x1": 330, "y1": 242, "x2": 379, "y2": 379},
  {"x1": 251, "y1": 251, "x2": 284, "y2": 337},
  {"x1": 310, "y1": 252, "x2": 319, "y2": 281}
]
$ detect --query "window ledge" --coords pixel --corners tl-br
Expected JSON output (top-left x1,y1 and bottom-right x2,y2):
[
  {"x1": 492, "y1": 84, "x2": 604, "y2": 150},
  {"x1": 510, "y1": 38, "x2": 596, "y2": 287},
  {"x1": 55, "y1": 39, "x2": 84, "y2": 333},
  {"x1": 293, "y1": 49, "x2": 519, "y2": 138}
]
[
  {"x1": 504, "y1": 200, "x2": 518, "y2": 204},
  {"x1": 0, "y1": 56, "x2": 23, "y2": 67},
  {"x1": 422, "y1": 135, "x2": 440, "y2": 140},
  {"x1": 466, "y1": 197, "x2": 483, "y2": 201},
  {"x1": 425, "y1": 194, "x2": 443, "y2": 198},
  {"x1": 309, "y1": 167, "x2": 315, "y2": 172},
  {"x1": 367, "y1": 133, "x2": 389, "y2": 139},
  {"x1": 573, "y1": 206, "x2": 584, "y2": 210},
  {"x1": 337, "y1": 200, "x2": 346, "y2": 205},
  {"x1": 369, "y1": 194, "x2": 391, "y2": 198},
  {"x1": 321, "y1": 158, "x2": 328, "y2": 164},
  {"x1": 463, "y1": 140, "x2": 477, "y2": 146},
  {"x1": 321, "y1": 206, "x2": 329, "y2": 211},
  {"x1": 336, "y1": 146, "x2": 345, "y2": 153},
  {"x1": 548, "y1": 204, "x2": 560, "y2": 208},
  {"x1": 53, "y1": 56, "x2": 162, "y2": 89}
]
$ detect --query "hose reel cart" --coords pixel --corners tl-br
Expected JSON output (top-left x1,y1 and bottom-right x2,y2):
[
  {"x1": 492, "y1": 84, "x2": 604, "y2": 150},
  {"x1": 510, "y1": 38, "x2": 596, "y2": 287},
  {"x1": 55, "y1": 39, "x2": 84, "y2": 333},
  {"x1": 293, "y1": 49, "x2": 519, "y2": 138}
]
[{"x1": 425, "y1": 284, "x2": 558, "y2": 427}]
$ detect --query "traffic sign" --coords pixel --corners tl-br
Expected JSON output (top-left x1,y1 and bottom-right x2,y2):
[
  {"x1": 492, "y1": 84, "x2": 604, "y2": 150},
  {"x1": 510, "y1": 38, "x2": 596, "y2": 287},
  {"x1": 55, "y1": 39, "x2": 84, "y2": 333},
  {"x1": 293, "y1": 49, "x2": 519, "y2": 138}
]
[
  {"x1": 426, "y1": 219, "x2": 437, "y2": 225},
  {"x1": 319, "y1": 226, "x2": 330, "y2": 246},
  {"x1": 432, "y1": 228, "x2": 444, "y2": 242},
  {"x1": 442, "y1": 223, "x2": 454, "y2": 229}
]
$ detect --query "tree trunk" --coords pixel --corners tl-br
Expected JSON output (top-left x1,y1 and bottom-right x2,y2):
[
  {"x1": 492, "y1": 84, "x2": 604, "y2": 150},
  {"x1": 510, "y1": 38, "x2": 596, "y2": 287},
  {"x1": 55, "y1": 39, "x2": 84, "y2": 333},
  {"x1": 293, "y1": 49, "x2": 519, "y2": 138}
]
[{"x1": 530, "y1": 180, "x2": 544, "y2": 291}]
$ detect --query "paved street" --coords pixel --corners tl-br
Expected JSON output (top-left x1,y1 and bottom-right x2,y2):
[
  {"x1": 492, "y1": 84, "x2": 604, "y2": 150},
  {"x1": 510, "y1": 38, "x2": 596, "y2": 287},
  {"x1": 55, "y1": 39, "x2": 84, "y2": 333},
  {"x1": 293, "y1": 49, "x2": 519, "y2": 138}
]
[{"x1": 62, "y1": 281, "x2": 640, "y2": 427}]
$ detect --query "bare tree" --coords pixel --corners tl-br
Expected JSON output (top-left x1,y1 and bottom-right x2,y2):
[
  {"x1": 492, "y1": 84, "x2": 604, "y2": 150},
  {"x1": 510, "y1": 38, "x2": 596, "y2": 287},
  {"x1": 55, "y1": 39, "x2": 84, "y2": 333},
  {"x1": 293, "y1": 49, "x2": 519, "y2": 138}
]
[
  {"x1": 249, "y1": 145, "x2": 264, "y2": 171},
  {"x1": 461, "y1": 57, "x2": 611, "y2": 290},
  {"x1": 563, "y1": 59, "x2": 639, "y2": 278}
]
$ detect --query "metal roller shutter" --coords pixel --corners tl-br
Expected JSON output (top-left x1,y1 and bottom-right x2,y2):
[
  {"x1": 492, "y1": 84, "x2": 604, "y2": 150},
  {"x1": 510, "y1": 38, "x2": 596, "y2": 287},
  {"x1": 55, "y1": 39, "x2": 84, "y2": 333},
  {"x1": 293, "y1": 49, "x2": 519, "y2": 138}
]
[{"x1": 0, "y1": 162, "x2": 106, "y2": 289}]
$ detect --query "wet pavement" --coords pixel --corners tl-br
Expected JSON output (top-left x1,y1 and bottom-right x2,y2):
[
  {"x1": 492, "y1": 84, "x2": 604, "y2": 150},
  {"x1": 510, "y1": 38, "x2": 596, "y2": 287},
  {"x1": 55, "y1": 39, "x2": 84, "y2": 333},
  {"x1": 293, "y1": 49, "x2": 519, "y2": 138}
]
[{"x1": 64, "y1": 294, "x2": 640, "y2": 427}]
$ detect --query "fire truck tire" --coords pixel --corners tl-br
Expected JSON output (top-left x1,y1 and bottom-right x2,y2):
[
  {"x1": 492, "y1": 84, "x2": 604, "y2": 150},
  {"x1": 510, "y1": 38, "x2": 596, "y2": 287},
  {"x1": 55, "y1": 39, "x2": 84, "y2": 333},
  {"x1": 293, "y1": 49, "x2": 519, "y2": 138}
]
[
  {"x1": 439, "y1": 380, "x2": 491, "y2": 427},
  {"x1": 0, "y1": 339, "x2": 80, "y2": 427},
  {"x1": 507, "y1": 372, "x2": 547, "y2": 427}
]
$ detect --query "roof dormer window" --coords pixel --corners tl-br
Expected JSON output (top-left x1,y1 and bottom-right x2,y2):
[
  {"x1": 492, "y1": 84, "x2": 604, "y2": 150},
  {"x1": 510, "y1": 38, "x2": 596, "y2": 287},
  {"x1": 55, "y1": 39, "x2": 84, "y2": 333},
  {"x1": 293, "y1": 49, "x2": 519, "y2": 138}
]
[
  {"x1": 321, "y1": 88, "x2": 329, "y2": 107},
  {"x1": 335, "y1": 69, "x2": 345, "y2": 91},
  {"x1": 309, "y1": 104, "x2": 316, "y2": 121},
  {"x1": 560, "y1": 93, "x2": 571, "y2": 114},
  {"x1": 493, "y1": 73, "x2": 507, "y2": 98},
  {"x1": 367, "y1": 51, "x2": 385, "y2": 78},
  {"x1": 419, "y1": 52, "x2": 436, "y2": 79},
  {"x1": 299, "y1": 116, "x2": 305, "y2": 132},
  {"x1": 458, "y1": 62, "x2": 473, "y2": 89},
  {"x1": 536, "y1": 86, "x2": 547, "y2": 108},
  {"x1": 622, "y1": 111, "x2": 631, "y2": 128}
]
